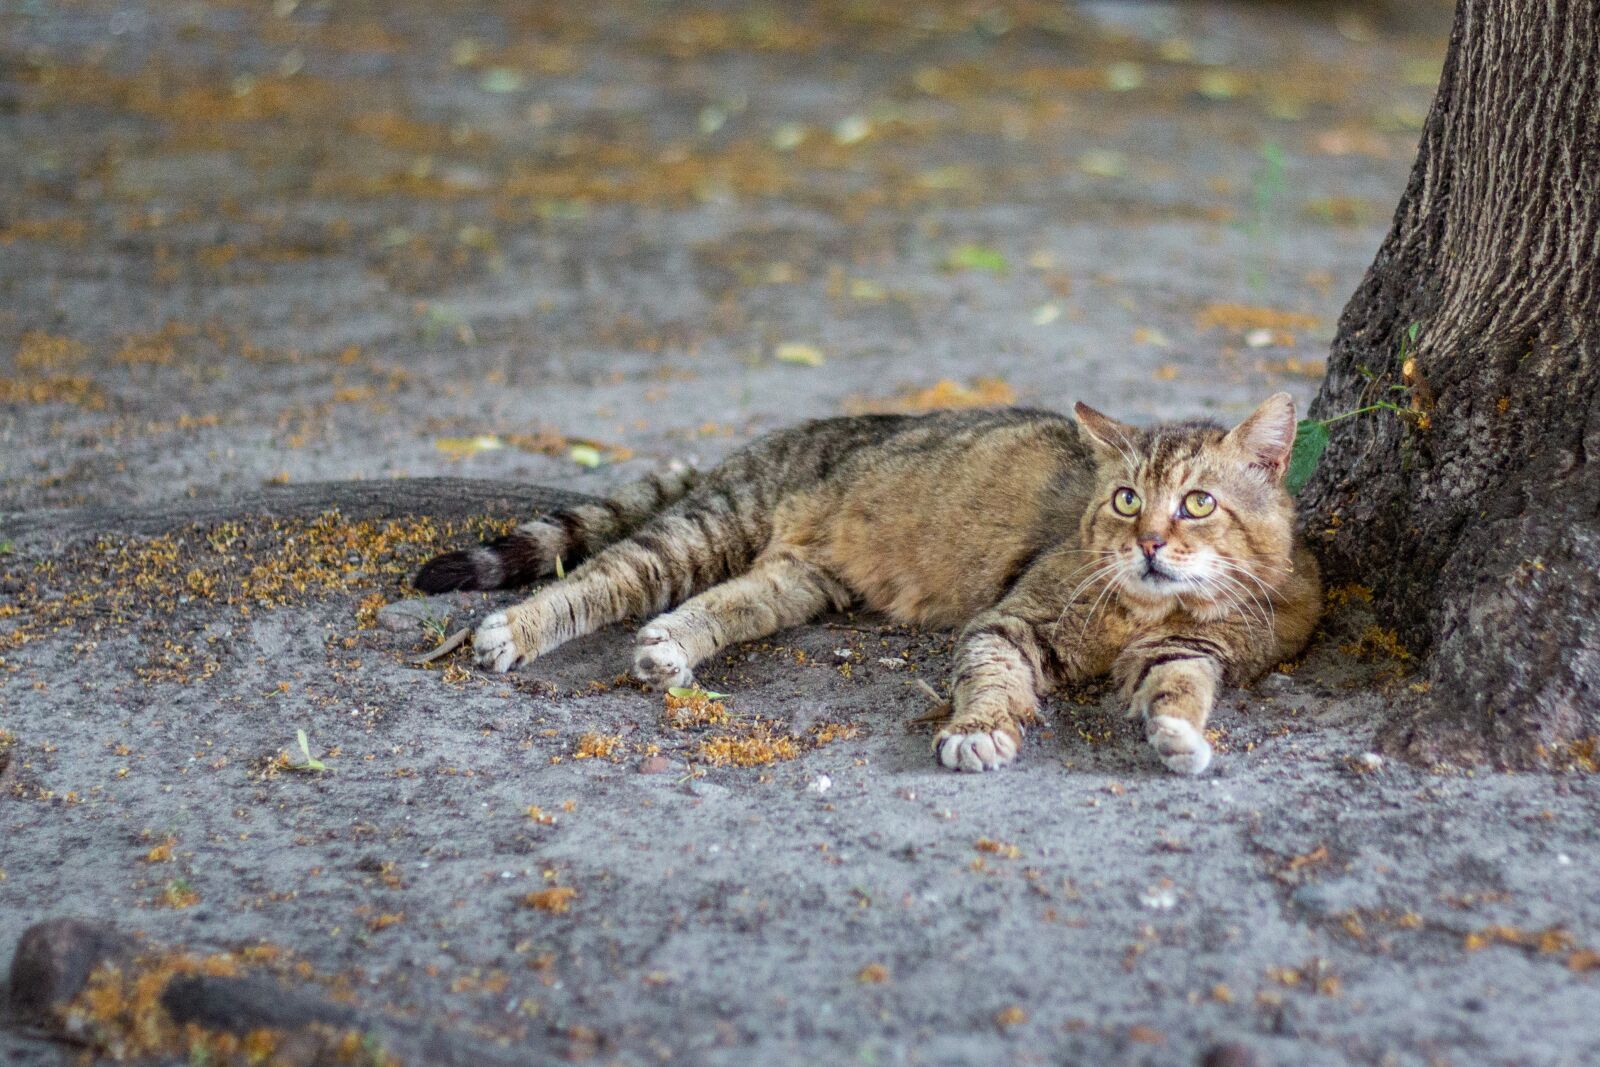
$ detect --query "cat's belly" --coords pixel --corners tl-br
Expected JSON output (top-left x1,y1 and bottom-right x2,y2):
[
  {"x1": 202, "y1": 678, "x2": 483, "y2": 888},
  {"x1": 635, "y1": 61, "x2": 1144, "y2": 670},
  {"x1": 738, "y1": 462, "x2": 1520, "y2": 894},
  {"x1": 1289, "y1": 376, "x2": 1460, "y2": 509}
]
[
  {"x1": 806, "y1": 495, "x2": 1056, "y2": 628},
  {"x1": 827, "y1": 545, "x2": 1005, "y2": 628},
  {"x1": 776, "y1": 418, "x2": 1084, "y2": 629}
]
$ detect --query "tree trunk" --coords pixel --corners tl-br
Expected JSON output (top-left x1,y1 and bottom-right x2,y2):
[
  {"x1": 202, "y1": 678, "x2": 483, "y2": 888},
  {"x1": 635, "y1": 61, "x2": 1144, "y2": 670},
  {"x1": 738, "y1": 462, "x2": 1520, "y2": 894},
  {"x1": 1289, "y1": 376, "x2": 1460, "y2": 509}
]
[{"x1": 1303, "y1": 0, "x2": 1599, "y2": 766}]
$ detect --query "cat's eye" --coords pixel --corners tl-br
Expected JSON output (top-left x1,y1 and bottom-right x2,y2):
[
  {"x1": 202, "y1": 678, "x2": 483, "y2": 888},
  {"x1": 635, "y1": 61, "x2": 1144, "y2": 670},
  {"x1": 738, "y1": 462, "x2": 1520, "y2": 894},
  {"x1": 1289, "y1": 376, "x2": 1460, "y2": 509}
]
[
  {"x1": 1111, "y1": 487, "x2": 1142, "y2": 517},
  {"x1": 1182, "y1": 490, "x2": 1217, "y2": 518}
]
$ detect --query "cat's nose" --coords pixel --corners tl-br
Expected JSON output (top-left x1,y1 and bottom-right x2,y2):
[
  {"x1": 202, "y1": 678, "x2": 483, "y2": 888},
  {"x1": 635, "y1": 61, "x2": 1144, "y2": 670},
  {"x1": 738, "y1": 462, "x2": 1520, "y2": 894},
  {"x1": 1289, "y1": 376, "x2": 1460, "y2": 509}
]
[{"x1": 1137, "y1": 533, "x2": 1166, "y2": 559}]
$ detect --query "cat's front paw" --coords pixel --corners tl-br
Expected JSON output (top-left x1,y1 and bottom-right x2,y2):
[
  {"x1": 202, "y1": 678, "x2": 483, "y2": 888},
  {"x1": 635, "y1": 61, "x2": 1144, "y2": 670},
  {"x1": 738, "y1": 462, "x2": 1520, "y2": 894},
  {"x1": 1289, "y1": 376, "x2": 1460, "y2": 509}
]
[
  {"x1": 934, "y1": 726, "x2": 1020, "y2": 773},
  {"x1": 633, "y1": 625, "x2": 694, "y2": 690},
  {"x1": 1145, "y1": 715, "x2": 1212, "y2": 776},
  {"x1": 473, "y1": 611, "x2": 526, "y2": 673}
]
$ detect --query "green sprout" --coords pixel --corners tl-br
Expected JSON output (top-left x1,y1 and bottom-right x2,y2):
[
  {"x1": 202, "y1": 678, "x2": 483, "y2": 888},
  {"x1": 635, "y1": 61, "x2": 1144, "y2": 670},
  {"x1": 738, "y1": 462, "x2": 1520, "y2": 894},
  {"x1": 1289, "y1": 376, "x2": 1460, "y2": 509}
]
[
  {"x1": 1287, "y1": 323, "x2": 1421, "y2": 495},
  {"x1": 293, "y1": 729, "x2": 326, "y2": 772}
]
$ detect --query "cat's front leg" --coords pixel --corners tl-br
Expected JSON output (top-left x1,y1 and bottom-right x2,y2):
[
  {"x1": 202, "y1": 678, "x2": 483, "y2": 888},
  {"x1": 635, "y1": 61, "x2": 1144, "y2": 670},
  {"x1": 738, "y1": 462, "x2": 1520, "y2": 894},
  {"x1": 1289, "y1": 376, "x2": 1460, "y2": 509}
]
[
  {"x1": 935, "y1": 615, "x2": 1049, "y2": 772},
  {"x1": 934, "y1": 707, "x2": 1024, "y2": 772},
  {"x1": 1115, "y1": 641, "x2": 1223, "y2": 775}
]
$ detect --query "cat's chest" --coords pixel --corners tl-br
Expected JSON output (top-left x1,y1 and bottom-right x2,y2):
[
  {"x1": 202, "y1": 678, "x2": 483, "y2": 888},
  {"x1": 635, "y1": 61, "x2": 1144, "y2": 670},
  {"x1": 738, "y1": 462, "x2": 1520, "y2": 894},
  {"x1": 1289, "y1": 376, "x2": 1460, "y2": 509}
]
[{"x1": 1037, "y1": 605, "x2": 1144, "y2": 675}]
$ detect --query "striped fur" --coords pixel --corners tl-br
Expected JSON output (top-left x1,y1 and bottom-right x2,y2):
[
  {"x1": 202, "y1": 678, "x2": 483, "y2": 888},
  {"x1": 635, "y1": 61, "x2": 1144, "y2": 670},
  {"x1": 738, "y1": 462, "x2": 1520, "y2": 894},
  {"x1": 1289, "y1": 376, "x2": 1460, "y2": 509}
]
[
  {"x1": 414, "y1": 466, "x2": 699, "y2": 592},
  {"x1": 419, "y1": 397, "x2": 1322, "y2": 776}
]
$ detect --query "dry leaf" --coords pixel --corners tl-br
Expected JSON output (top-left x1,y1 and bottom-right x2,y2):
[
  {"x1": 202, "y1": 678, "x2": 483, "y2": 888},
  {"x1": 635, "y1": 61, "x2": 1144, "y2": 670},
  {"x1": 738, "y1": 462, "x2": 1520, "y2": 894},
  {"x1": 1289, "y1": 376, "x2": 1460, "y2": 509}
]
[
  {"x1": 775, "y1": 342, "x2": 824, "y2": 366},
  {"x1": 435, "y1": 434, "x2": 504, "y2": 457}
]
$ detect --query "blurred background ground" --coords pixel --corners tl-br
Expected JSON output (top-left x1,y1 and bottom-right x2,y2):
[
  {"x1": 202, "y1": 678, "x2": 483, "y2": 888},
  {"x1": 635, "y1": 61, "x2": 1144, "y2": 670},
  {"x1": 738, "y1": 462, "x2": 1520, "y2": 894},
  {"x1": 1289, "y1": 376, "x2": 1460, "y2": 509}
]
[
  {"x1": 6, "y1": 3, "x2": 1600, "y2": 1066},
  {"x1": 2, "y1": 0, "x2": 1449, "y2": 509}
]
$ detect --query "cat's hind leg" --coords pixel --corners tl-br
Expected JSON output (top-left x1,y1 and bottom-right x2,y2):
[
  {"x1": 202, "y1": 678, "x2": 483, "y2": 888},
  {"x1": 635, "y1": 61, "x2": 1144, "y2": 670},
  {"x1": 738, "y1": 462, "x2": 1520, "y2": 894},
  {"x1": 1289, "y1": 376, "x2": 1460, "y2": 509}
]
[
  {"x1": 631, "y1": 550, "x2": 851, "y2": 689},
  {"x1": 473, "y1": 505, "x2": 753, "y2": 672}
]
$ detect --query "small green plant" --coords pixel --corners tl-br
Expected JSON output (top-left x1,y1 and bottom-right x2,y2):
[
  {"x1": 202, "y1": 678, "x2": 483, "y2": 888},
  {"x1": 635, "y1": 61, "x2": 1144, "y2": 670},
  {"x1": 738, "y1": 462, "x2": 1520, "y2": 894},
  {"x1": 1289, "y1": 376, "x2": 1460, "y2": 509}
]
[
  {"x1": 1287, "y1": 323, "x2": 1421, "y2": 495},
  {"x1": 161, "y1": 877, "x2": 199, "y2": 908},
  {"x1": 361, "y1": 1032, "x2": 388, "y2": 1066},
  {"x1": 293, "y1": 728, "x2": 326, "y2": 772},
  {"x1": 1243, "y1": 141, "x2": 1287, "y2": 292},
  {"x1": 668, "y1": 686, "x2": 730, "y2": 700},
  {"x1": 0, "y1": 538, "x2": 13, "y2": 555},
  {"x1": 1398, "y1": 320, "x2": 1421, "y2": 366},
  {"x1": 943, "y1": 244, "x2": 1009, "y2": 275},
  {"x1": 418, "y1": 303, "x2": 475, "y2": 345},
  {"x1": 1289, "y1": 403, "x2": 1412, "y2": 495}
]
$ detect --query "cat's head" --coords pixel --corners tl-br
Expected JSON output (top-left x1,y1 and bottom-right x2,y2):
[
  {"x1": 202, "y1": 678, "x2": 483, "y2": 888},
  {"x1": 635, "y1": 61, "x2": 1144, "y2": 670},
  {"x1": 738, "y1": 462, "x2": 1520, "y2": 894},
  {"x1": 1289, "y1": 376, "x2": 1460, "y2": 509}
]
[{"x1": 1072, "y1": 393, "x2": 1298, "y2": 620}]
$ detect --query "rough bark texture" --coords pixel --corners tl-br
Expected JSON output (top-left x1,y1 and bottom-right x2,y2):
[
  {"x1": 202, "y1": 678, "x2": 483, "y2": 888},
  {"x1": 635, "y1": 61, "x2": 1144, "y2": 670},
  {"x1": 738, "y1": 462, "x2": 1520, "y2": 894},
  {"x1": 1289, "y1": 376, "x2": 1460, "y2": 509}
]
[{"x1": 1303, "y1": 0, "x2": 1600, "y2": 766}]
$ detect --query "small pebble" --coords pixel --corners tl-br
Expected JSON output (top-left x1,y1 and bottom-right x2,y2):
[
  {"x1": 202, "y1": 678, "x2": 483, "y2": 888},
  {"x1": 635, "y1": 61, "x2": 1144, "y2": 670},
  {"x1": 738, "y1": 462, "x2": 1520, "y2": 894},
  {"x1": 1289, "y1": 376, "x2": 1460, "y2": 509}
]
[
  {"x1": 808, "y1": 774, "x2": 832, "y2": 794},
  {"x1": 876, "y1": 657, "x2": 905, "y2": 670},
  {"x1": 1139, "y1": 885, "x2": 1178, "y2": 910},
  {"x1": 637, "y1": 755, "x2": 673, "y2": 775},
  {"x1": 1200, "y1": 1042, "x2": 1261, "y2": 1067},
  {"x1": 1349, "y1": 752, "x2": 1384, "y2": 773}
]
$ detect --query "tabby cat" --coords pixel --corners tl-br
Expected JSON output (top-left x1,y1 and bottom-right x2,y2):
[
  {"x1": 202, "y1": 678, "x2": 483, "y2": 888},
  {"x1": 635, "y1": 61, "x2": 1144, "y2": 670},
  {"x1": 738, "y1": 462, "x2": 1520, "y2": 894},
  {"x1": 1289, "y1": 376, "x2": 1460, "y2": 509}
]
[{"x1": 416, "y1": 394, "x2": 1321, "y2": 775}]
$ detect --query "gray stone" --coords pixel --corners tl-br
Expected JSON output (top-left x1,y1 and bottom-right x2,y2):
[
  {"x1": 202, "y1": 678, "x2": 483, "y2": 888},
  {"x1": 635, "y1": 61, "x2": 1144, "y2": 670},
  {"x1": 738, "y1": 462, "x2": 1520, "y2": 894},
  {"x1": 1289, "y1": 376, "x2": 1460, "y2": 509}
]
[
  {"x1": 6, "y1": 919, "x2": 135, "y2": 1023},
  {"x1": 377, "y1": 593, "x2": 469, "y2": 633}
]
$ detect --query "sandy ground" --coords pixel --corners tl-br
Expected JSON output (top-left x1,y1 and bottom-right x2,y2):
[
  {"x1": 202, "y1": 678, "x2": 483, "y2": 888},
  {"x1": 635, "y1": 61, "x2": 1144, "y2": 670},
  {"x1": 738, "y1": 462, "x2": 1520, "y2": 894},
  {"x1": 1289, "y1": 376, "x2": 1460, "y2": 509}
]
[{"x1": 5, "y1": 1, "x2": 1600, "y2": 1064}]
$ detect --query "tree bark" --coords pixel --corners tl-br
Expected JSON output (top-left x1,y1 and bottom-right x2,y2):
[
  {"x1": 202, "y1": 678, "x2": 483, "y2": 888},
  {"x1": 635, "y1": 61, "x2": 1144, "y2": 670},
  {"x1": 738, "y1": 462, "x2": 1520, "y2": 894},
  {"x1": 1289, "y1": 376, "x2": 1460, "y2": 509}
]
[{"x1": 1303, "y1": 0, "x2": 1600, "y2": 766}]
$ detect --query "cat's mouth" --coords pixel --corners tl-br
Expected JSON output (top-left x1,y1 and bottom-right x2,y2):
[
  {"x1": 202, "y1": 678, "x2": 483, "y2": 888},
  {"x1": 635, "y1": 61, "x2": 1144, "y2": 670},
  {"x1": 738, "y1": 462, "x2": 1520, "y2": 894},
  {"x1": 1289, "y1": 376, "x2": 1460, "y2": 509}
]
[{"x1": 1141, "y1": 559, "x2": 1181, "y2": 584}]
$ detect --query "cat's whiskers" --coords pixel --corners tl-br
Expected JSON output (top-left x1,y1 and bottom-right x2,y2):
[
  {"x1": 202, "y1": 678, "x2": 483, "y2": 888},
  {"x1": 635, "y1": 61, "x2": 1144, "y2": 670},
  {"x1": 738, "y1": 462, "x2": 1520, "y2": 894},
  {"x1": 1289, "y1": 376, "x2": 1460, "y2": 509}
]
[
  {"x1": 1196, "y1": 566, "x2": 1267, "y2": 627},
  {"x1": 1080, "y1": 567, "x2": 1127, "y2": 634},
  {"x1": 1211, "y1": 555, "x2": 1283, "y2": 614},
  {"x1": 1055, "y1": 550, "x2": 1121, "y2": 594},
  {"x1": 1226, "y1": 555, "x2": 1292, "y2": 573},
  {"x1": 1056, "y1": 555, "x2": 1125, "y2": 631},
  {"x1": 1189, "y1": 573, "x2": 1258, "y2": 632},
  {"x1": 1057, "y1": 547, "x2": 1120, "y2": 567},
  {"x1": 1211, "y1": 551, "x2": 1293, "y2": 580},
  {"x1": 1060, "y1": 549, "x2": 1118, "y2": 576},
  {"x1": 1204, "y1": 569, "x2": 1275, "y2": 634},
  {"x1": 1061, "y1": 560, "x2": 1123, "y2": 612}
]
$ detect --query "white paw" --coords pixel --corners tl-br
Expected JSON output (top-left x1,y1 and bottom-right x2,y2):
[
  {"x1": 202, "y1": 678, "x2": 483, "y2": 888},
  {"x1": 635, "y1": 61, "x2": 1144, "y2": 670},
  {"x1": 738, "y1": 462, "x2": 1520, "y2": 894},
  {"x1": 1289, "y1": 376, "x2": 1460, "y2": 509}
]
[
  {"x1": 473, "y1": 611, "x2": 525, "y2": 673},
  {"x1": 934, "y1": 728, "x2": 1020, "y2": 773},
  {"x1": 1145, "y1": 716, "x2": 1212, "y2": 776},
  {"x1": 633, "y1": 625, "x2": 694, "y2": 690}
]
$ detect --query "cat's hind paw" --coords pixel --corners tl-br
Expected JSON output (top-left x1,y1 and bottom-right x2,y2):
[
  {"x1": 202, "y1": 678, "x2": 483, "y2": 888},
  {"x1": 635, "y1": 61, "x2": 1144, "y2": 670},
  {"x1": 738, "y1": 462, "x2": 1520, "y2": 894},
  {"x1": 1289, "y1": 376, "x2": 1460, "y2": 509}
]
[
  {"x1": 633, "y1": 625, "x2": 695, "y2": 690},
  {"x1": 934, "y1": 725, "x2": 1020, "y2": 773},
  {"x1": 1145, "y1": 715, "x2": 1212, "y2": 776},
  {"x1": 473, "y1": 611, "x2": 526, "y2": 673}
]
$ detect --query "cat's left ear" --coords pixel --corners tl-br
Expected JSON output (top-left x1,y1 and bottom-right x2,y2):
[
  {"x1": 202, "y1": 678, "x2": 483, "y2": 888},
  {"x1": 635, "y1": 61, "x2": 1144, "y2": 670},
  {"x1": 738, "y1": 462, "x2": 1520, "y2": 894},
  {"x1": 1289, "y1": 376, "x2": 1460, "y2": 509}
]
[{"x1": 1225, "y1": 392, "x2": 1297, "y2": 478}]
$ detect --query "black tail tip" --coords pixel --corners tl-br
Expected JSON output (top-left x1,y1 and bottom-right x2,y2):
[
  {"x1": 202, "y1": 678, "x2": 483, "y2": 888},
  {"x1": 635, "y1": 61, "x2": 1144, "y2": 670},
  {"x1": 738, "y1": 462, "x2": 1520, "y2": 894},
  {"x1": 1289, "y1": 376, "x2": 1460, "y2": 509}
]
[{"x1": 414, "y1": 550, "x2": 481, "y2": 593}]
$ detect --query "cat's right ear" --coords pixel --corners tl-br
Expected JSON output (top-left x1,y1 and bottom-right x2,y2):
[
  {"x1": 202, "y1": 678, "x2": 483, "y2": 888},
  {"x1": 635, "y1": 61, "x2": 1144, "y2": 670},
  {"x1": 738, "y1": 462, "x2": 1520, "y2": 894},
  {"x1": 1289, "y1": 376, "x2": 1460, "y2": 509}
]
[
  {"x1": 1074, "y1": 402, "x2": 1139, "y2": 461},
  {"x1": 1224, "y1": 392, "x2": 1297, "y2": 479}
]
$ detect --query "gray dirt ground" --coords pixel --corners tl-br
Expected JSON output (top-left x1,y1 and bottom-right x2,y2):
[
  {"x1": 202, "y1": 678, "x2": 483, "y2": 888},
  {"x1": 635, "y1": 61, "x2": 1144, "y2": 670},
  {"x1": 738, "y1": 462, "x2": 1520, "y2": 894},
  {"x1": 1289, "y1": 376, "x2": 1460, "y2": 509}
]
[{"x1": 4, "y1": 1, "x2": 1600, "y2": 1064}]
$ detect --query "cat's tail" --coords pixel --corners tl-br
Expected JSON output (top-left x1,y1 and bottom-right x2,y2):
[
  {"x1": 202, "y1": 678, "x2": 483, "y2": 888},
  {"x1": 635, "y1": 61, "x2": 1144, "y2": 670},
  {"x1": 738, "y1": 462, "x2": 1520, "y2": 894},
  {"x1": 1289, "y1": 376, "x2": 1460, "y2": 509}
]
[{"x1": 414, "y1": 466, "x2": 699, "y2": 593}]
